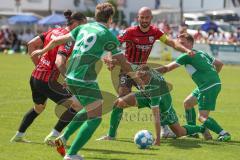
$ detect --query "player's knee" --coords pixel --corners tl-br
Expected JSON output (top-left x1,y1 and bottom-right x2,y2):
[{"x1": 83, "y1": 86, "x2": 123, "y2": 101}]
[
  {"x1": 115, "y1": 98, "x2": 126, "y2": 108},
  {"x1": 71, "y1": 102, "x2": 83, "y2": 112},
  {"x1": 34, "y1": 104, "x2": 45, "y2": 113},
  {"x1": 198, "y1": 114, "x2": 208, "y2": 123}
]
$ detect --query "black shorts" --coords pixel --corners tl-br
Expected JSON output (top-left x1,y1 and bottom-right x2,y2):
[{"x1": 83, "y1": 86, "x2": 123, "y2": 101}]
[
  {"x1": 30, "y1": 76, "x2": 71, "y2": 105},
  {"x1": 118, "y1": 72, "x2": 138, "y2": 91}
]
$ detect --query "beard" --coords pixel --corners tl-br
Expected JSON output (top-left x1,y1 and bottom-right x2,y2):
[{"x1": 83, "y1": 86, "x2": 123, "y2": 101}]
[{"x1": 140, "y1": 22, "x2": 150, "y2": 28}]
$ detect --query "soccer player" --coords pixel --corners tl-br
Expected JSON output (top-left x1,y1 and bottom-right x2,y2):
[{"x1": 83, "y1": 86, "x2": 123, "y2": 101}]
[
  {"x1": 31, "y1": 3, "x2": 141, "y2": 160},
  {"x1": 11, "y1": 10, "x2": 87, "y2": 145},
  {"x1": 99, "y1": 6, "x2": 195, "y2": 140},
  {"x1": 111, "y1": 65, "x2": 206, "y2": 146},
  {"x1": 156, "y1": 33, "x2": 231, "y2": 141}
]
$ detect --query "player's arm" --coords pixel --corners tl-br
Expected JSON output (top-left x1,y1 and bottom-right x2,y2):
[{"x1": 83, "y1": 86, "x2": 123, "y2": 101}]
[
  {"x1": 55, "y1": 53, "x2": 67, "y2": 77},
  {"x1": 113, "y1": 54, "x2": 144, "y2": 88},
  {"x1": 213, "y1": 59, "x2": 224, "y2": 73},
  {"x1": 31, "y1": 33, "x2": 73, "y2": 57},
  {"x1": 160, "y1": 35, "x2": 194, "y2": 56},
  {"x1": 155, "y1": 62, "x2": 180, "y2": 74},
  {"x1": 151, "y1": 106, "x2": 161, "y2": 146},
  {"x1": 27, "y1": 36, "x2": 43, "y2": 66}
]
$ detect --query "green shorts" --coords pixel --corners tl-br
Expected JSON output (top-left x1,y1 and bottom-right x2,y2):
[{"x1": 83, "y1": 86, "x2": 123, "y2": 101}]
[
  {"x1": 192, "y1": 84, "x2": 221, "y2": 111},
  {"x1": 135, "y1": 92, "x2": 178, "y2": 126},
  {"x1": 67, "y1": 79, "x2": 103, "y2": 107}
]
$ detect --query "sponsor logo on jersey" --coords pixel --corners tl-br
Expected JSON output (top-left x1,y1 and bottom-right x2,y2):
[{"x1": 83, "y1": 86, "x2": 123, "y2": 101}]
[
  {"x1": 103, "y1": 41, "x2": 117, "y2": 51},
  {"x1": 136, "y1": 44, "x2": 152, "y2": 51},
  {"x1": 40, "y1": 58, "x2": 50, "y2": 66}
]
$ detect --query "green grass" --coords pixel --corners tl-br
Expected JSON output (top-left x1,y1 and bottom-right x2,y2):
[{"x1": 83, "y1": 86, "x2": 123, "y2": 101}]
[{"x1": 0, "y1": 54, "x2": 240, "y2": 160}]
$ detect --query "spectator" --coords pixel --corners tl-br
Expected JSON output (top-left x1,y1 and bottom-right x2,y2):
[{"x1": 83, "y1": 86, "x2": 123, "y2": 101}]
[
  {"x1": 227, "y1": 32, "x2": 237, "y2": 44},
  {"x1": 237, "y1": 27, "x2": 240, "y2": 41},
  {"x1": 21, "y1": 29, "x2": 35, "y2": 45},
  {"x1": 130, "y1": 17, "x2": 138, "y2": 26},
  {"x1": 194, "y1": 28, "x2": 204, "y2": 41},
  {"x1": 109, "y1": 23, "x2": 120, "y2": 37}
]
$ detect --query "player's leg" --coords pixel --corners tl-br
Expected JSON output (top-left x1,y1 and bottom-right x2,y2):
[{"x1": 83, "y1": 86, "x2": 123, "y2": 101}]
[
  {"x1": 169, "y1": 123, "x2": 205, "y2": 137},
  {"x1": 11, "y1": 77, "x2": 47, "y2": 142},
  {"x1": 98, "y1": 74, "x2": 132, "y2": 140},
  {"x1": 183, "y1": 90, "x2": 200, "y2": 138},
  {"x1": 45, "y1": 96, "x2": 83, "y2": 145},
  {"x1": 198, "y1": 85, "x2": 230, "y2": 141},
  {"x1": 55, "y1": 83, "x2": 103, "y2": 157},
  {"x1": 164, "y1": 106, "x2": 205, "y2": 137},
  {"x1": 66, "y1": 100, "x2": 103, "y2": 156},
  {"x1": 184, "y1": 90, "x2": 198, "y2": 126}
]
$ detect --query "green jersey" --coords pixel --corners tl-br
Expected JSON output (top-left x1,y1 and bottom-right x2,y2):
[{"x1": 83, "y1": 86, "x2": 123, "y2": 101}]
[
  {"x1": 66, "y1": 22, "x2": 120, "y2": 82},
  {"x1": 138, "y1": 69, "x2": 172, "y2": 112},
  {"x1": 175, "y1": 50, "x2": 221, "y2": 91}
]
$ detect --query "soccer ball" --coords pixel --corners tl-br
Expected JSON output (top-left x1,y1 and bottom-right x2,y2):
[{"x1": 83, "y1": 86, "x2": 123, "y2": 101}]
[{"x1": 134, "y1": 130, "x2": 154, "y2": 149}]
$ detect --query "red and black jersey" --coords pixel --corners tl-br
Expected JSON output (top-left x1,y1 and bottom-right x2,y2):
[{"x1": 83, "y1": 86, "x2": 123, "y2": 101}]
[
  {"x1": 32, "y1": 28, "x2": 74, "y2": 82},
  {"x1": 118, "y1": 25, "x2": 164, "y2": 64}
]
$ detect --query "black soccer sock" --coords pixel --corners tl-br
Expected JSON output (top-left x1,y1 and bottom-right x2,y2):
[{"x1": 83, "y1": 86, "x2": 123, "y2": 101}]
[
  {"x1": 54, "y1": 107, "x2": 77, "y2": 132},
  {"x1": 18, "y1": 108, "x2": 39, "y2": 133}
]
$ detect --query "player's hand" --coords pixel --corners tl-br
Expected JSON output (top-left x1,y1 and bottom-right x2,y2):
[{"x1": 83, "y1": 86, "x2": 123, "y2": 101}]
[
  {"x1": 154, "y1": 137, "x2": 160, "y2": 146},
  {"x1": 103, "y1": 57, "x2": 118, "y2": 71},
  {"x1": 187, "y1": 50, "x2": 195, "y2": 57},
  {"x1": 62, "y1": 82, "x2": 67, "y2": 89},
  {"x1": 31, "y1": 49, "x2": 44, "y2": 57}
]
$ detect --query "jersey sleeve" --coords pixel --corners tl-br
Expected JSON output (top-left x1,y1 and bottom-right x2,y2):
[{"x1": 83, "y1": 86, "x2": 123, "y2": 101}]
[
  {"x1": 39, "y1": 29, "x2": 52, "y2": 43},
  {"x1": 204, "y1": 52, "x2": 215, "y2": 64},
  {"x1": 117, "y1": 29, "x2": 129, "y2": 43},
  {"x1": 175, "y1": 53, "x2": 191, "y2": 65},
  {"x1": 57, "y1": 41, "x2": 74, "y2": 57},
  {"x1": 70, "y1": 26, "x2": 82, "y2": 41},
  {"x1": 156, "y1": 29, "x2": 167, "y2": 43},
  {"x1": 104, "y1": 34, "x2": 121, "y2": 55}
]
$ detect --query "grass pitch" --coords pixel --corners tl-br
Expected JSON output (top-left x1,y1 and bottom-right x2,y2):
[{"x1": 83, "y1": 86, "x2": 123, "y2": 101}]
[{"x1": 0, "y1": 54, "x2": 240, "y2": 160}]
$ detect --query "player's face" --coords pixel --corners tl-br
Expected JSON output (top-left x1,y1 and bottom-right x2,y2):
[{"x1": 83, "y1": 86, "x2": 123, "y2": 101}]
[
  {"x1": 136, "y1": 70, "x2": 150, "y2": 84},
  {"x1": 138, "y1": 11, "x2": 152, "y2": 29},
  {"x1": 177, "y1": 37, "x2": 189, "y2": 48}
]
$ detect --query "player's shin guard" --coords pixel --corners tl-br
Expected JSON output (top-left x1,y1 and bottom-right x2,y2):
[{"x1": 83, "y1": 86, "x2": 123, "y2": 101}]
[
  {"x1": 63, "y1": 108, "x2": 87, "y2": 140},
  {"x1": 185, "y1": 108, "x2": 196, "y2": 125},
  {"x1": 54, "y1": 107, "x2": 77, "y2": 132},
  {"x1": 108, "y1": 105, "x2": 123, "y2": 138},
  {"x1": 18, "y1": 108, "x2": 39, "y2": 133},
  {"x1": 203, "y1": 117, "x2": 223, "y2": 134},
  {"x1": 67, "y1": 117, "x2": 102, "y2": 155},
  {"x1": 183, "y1": 125, "x2": 205, "y2": 135}
]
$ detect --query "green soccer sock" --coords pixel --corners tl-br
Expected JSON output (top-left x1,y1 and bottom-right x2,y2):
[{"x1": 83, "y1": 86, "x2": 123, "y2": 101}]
[
  {"x1": 185, "y1": 108, "x2": 196, "y2": 125},
  {"x1": 67, "y1": 117, "x2": 102, "y2": 155},
  {"x1": 183, "y1": 125, "x2": 205, "y2": 135},
  {"x1": 203, "y1": 117, "x2": 223, "y2": 134},
  {"x1": 63, "y1": 108, "x2": 88, "y2": 141},
  {"x1": 108, "y1": 106, "x2": 123, "y2": 138}
]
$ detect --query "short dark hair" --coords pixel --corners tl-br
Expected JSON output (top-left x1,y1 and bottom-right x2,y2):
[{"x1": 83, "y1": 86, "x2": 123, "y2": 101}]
[
  {"x1": 95, "y1": 3, "x2": 115, "y2": 23},
  {"x1": 178, "y1": 33, "x2": 194, "y2": 45},
  {"x1": 64, "y1": 9, "x2": 86, "y2": 26}
]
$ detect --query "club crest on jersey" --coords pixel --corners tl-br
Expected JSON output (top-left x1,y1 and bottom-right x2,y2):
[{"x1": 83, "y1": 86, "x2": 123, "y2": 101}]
[{"x1": 149, "y1": 36, "x2": 154, "y2": 43}]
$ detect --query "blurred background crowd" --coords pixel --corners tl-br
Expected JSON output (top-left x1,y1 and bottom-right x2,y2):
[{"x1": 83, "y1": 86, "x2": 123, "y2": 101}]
[{"x1": 0, "y1": 0, "x2": 240, "y2": 55}]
